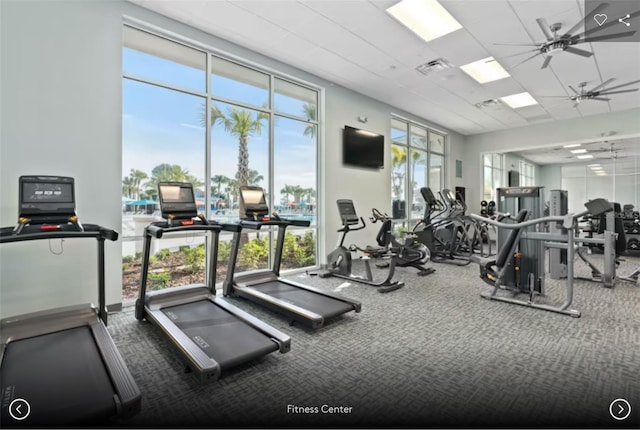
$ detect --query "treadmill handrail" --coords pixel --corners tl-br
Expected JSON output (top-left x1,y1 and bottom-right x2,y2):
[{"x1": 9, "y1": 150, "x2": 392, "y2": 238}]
[
  {"x1": 146, "y1": 221, "x2": 241, "y2": 238},
  {"x1": 240, "y1": 218, "x2": 311, "y2": 229},
  {"x1": 0, "y1": 223, "x2": 118, "y2": 243},
  {"x1": 0, "y1": 223, "x2": 116, "y2": 325}
]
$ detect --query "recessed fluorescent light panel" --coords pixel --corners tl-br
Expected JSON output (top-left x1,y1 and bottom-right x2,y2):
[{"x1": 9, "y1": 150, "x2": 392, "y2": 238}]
[
  {"x1": 587, "y1": 164, "x2": 600, "y2": 167},
  {"x1": 460, "y1": 57, "x2": 510, "y2": 83},
  {"x1": 570, "y1": 149, "x2": 587, "y2": 154},
  {"x1": 577, "y1": 154, "x2": 594, "y2": 159},
  {"x1": 564, "y1": 144, "x2": 581, "y2": 148},
  {"x1": 500, "y1": 92, "x2": 538, "y2": 108},
  {"x1": 387, "y1": 0, "x2": 463, "y2": 42}
]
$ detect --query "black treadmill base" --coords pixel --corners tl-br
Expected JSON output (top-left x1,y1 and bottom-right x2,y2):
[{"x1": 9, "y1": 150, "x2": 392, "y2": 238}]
[
  {"x1": 1, "y1": 326, "x2": 117, "y2": 426},
  {"x1": 161, "y1": 300, "x2": 278, "y2": 370}
]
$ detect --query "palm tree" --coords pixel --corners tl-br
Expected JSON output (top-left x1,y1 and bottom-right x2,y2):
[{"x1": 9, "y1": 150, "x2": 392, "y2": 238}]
[
  {"x1": 211, "y1": 175, "x2": 229, "y2": 197},
  {"x1": 280, "y1": 184, "x2": 295, "y2": 204},
  {"x1": 145, "y1": 164, "x2": 203, "y2": 200},
  {"x1": 129, "y1": 169, "x2": 148, "y2": 200},
  {"x1": 409, "y1": 150, "x2": 425, "y2": 190},
  {"x1": 210, "y1": 103, "x2": 268, "y2": 218},
  {"x1": 391, "y1": 146, "x2": 407, "y2": 200},
  {"x1": 302, "y1": 103, "x2": 317, "y2": 138},
  {"x1": 122, "y1": 177, "x2": 135, "y2": 199},
  {"x1": 291, "y1": 185, "x2": 306, "y2": 204},
  {"x1": 247, "y1": 169, "x2": 264, "y2": 186}
]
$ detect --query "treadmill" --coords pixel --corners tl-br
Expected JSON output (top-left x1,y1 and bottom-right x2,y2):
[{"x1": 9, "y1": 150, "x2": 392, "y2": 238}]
[
  {"x1": 0, "y1": 175, "x2": 141, "y2": 426},
  {"x1": 222, "y1": 186, "x2": 361, "y2": 329},
  {"x1": 135, "y1": 182, "x2": 290, "y2": 384}
]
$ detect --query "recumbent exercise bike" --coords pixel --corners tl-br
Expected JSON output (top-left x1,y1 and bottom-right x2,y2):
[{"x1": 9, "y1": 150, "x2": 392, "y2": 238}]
[{"x1": 319, "y1": 199, "x2": 433, "y2": 293}]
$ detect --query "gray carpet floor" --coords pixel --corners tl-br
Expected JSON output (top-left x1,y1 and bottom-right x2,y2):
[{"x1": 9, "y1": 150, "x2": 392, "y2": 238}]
[{"x1": 106, "y1": 251, "x2": 640, "y2": 428}]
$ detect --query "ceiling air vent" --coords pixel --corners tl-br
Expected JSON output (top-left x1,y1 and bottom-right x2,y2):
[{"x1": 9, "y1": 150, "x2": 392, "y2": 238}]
[
  {"x1": 415, "y1": 58, "x2": 452, "y2": 75},
  {"x1": 474, "y1": 99, "x2": 501, "y2": 109}
]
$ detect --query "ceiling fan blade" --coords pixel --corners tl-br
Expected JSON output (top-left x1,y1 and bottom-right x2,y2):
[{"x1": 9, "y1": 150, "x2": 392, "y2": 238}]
[
  {"x1": 506, "y1": 52, "x2": 542, "y2": 70},
  {"x1": 598, "y1": 79, "x2": 640, "y2": 92},
  {"x1": 590, "y1": 97, "x2": 611, "y2": 101},
  {"x1": 581, "y1": 31, "x2": 637, "y2": 43},
  {"x1": 564, "y1": 46, "x2": 594, "y2": 57},
  {"x1": 568, "y1": 85, "x2": 580, "y2": 95},
  {"x1": 536, "y1": 18, "x2": 554, "y2": 41},
  {"x1": 563, "y1": 2, "x2": 607, "y2": 36},
  {"x1": 494, "y1": 42, "x2": 541, "y2": 46},
  {"x1": 598, "y1": 89, "x2": 639, "y2": 95},
  {"x1": 541, "y1": 55, "x2": 553, "y2": 69},
  {"x1": 590, "y1": 78, "x2": 616, "y2": 92},
  {"x1": 494, "y1": 49, "x2": 540, "y2": 60}
]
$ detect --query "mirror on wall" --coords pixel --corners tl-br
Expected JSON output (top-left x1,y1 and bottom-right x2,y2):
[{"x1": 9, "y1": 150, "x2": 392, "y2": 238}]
[{"x1": 505, "y1": 137, "x2": 640, "y2": 214}]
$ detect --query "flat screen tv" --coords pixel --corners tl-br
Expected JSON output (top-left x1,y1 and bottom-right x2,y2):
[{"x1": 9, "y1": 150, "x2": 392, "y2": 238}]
[{"x1": 343, "y1": 125, "x2": 384, "y2": 169}]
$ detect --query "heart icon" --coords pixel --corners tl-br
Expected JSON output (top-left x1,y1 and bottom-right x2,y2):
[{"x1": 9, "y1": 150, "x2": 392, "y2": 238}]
[{"x1": 594, "y1": 14, "x2": 607, "y2": 26}]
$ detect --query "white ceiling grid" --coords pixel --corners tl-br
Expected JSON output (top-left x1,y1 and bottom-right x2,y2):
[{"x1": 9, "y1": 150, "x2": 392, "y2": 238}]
[{"x1": 129, "y1": 0, "x2": 640, "y2": 137}]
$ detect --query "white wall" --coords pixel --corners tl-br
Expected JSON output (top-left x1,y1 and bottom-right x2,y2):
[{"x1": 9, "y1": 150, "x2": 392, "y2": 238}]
[
  {"x1": 0, "y1": 0, "x2": 464, "y2": 316},
  {"x1": 1, "y1": 0, "x2": 123, "y2": 317},
  {"x1": 463, "y1": 108, "x2": 640, "y2": 206},
  {"x1": 538, "y1": 165, "x2": 563, "y2": 198}
]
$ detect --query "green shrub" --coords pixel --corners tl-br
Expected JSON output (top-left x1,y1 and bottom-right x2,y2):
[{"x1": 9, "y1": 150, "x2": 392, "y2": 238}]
[
  {"x1": 122, "y1": 255, "x2": 134, "y2": 264},
  {"x1": 183, "y1": 244, "x2": 206, "y2": 274},
  {"x1": 280, "y1": 232, "x2": 315, "y2": 269},
  {"x1": 179, "y1": 245, "x2": 190, "y2": 253},
  {"x1": 134, "y1": 251, "x2": 142, "y2": 260},
  {"x1": 155, "y1": 248, "x2": 172, "y2": 261},
  {"x1": 148, "y1": 270, "x2": 171, "y2": 289},
  {"x1": 217, "y1": 240, "x2": 232, "y2": 264},
  {"x1": 148, "y1": 255, "x2": 157, "y2": 265},
  {"x1": 238, "y1": 236, "x2": 268, "y2": 270}
]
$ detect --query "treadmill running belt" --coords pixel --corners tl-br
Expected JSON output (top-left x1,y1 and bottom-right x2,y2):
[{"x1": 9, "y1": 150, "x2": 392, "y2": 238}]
[
  {"x1": 1, "y1": 326, "x2": 116, "y2": 426},
  {"x1": 161, "y1": 301, "x2": 278, "y2": 370},
  {"x1": 252, "y1": 281, "x2": 354, "y2": 319}
]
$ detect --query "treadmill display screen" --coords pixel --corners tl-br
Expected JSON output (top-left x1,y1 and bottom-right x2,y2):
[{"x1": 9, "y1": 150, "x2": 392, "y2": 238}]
[
  {"x1": 241, "y1": 188, "x2": 266, "y2": 206},
  {"x1": 240, "y1": 187, "x2": 269, "y2": 218},
  {"x1": 159, "y1": 185, "x2": 195, "y2": 204},
  {"x1": 22, "y1": 182, "x2": 73, "y2": 204}
]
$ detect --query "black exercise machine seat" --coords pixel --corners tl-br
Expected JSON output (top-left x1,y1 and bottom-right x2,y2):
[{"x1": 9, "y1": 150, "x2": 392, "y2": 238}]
[
  {"x1": 222, "y1": 187, "x2": 361, "y2": 329},
  {"x1": 136, "y1": 219, "x2": 290, "y2": 383},
  {"x1": 470, "y1": 209, "x2": 529, "y2": 286},
  {"x1": 0, "y1": 225, "x2": 141, "y2": 426}
]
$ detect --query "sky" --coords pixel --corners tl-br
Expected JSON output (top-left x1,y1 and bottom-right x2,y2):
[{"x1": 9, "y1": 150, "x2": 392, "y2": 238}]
[{"x1": 122, "y1": 47, "x2": 317, "y2": 204}]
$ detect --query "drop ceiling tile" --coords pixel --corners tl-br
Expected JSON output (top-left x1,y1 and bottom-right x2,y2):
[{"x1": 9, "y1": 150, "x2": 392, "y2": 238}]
[
  {"x1": 427, "y1": 29, "x2": 490, "y2": 66},
  {"x1": 130, "y1": 0, "x2": 640, "y2": 136}
]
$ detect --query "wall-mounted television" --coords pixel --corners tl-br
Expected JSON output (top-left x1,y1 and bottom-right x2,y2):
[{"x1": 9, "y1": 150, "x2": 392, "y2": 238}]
[{"x1": 343, "y1": 125, "x2": 384, "y2": 169}]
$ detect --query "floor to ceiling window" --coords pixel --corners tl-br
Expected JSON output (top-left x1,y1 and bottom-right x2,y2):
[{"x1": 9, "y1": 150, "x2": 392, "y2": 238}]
[
  {"x1": 519, "y1": 160, "x2": 535, "y2": 186},
  {"x1": 390, "y1": 116, "x2": 447, "y2": 230},
  {"x1": 483, "y1": 153, "x2": 503, "y2": 202},
  {"x1": 121, "y1": 25, "x2": 319, "y2": 300}
]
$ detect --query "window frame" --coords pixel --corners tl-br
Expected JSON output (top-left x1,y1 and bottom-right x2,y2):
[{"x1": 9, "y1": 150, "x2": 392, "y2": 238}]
[
  {"x1": 482, "y1": 153, "x2": 504, "y2": 202},
  {"x1": 121, "y1": 22, "x2": 322, "y2": 298},
  {"x1": 390, "y1": 115, "x2": 448, "y2": 228}
]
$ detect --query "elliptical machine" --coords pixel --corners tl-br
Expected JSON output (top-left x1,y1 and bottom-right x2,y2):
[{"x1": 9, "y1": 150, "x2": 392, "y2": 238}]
[
  {"x1": 369, "y1": 208, "x2": 435, "y2": 276},
  {"x1": 319, "y1": 199, "x2": 404, "y2": 293}
]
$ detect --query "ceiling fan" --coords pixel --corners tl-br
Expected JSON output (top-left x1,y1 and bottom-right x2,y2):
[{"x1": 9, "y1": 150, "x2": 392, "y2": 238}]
[
  {"x1": 494, "y1": 4, "x2": 638, "y2": 70},
  {"x1": 542, "y1": 78, "x2": 640, "y2": 108}
]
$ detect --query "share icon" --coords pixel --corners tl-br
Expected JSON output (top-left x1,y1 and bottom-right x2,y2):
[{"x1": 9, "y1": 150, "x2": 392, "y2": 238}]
[{"x1": 619, "y1": 14, "x2": 631, "y2": 27}]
